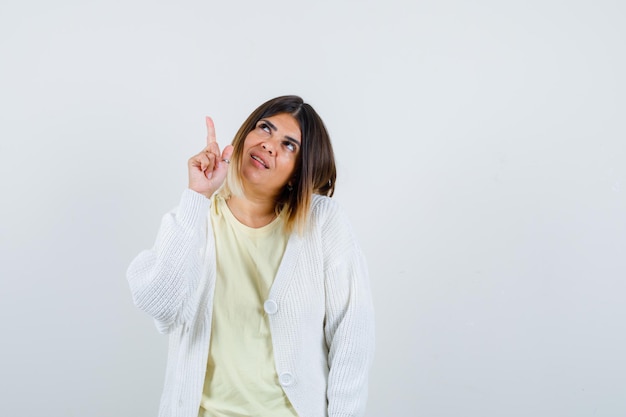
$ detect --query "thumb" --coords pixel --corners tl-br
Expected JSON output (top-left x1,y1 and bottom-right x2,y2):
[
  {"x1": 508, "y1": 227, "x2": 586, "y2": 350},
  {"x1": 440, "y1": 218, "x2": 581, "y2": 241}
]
[
  {"x1": 207, "y1": 145, "x2": 234, "y2": 191},
  {"x1": 214, "y1": 145, "x2": 234, "y2": 178},
  {"x1": 221, "y1": 145, "x2": 234, "y2": 165}
]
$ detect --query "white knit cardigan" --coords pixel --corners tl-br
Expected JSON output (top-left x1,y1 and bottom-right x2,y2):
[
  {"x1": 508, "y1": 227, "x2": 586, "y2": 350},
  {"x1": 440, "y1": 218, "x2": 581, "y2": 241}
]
[{"x1": 127, "y1": 189, "x2": 375, "y2": 417}]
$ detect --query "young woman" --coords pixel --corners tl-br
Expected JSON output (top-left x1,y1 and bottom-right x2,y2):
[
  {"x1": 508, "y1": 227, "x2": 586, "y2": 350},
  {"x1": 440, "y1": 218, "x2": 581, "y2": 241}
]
[{"x1": 127, "y1": 96, "x2": 375, "y2": 417}]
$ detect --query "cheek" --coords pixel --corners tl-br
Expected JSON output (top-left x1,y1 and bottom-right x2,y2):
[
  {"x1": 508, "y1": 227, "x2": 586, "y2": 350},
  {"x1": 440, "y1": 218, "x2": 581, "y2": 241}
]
[
  {"x1": 240, "y1": 139, "x2": 257, "y2": 158},
  {"x1": 241, "y1": 137, "x2": 253, "y2": 151},
  {"x1": 283, "y1": 156, "x2": 299, "y2": 177},
  {"x1": 242, "y1": 131, "x2": 260, "y2": 147}
]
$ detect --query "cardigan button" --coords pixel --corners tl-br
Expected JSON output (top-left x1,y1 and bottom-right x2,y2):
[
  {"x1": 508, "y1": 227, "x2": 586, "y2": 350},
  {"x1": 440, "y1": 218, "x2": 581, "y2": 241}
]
[
  {"x1": 263, "y1": 299, "x2": 278, "y2": 315},
  {"x1": 279, "y1": 372, "x2": 294, "y2": 386}
]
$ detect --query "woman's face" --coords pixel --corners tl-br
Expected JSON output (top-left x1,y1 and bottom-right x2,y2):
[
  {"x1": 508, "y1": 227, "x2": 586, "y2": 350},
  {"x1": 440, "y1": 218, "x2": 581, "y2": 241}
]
[{"x1": 240, "y1": 112, "x2": 302, "y2": 197}]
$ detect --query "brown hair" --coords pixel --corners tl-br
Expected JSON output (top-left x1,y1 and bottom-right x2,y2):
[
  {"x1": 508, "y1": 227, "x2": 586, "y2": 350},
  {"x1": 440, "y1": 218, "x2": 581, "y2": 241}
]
[{"x1": 220, "y1": 95, "x2": 336, "y2": 234}]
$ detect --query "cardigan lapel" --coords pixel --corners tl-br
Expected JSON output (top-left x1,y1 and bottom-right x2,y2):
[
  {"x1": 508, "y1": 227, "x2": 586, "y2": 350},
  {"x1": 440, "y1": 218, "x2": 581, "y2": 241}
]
[{"x1": 269, "y1": 232, "x2": 303, "y2": 299}]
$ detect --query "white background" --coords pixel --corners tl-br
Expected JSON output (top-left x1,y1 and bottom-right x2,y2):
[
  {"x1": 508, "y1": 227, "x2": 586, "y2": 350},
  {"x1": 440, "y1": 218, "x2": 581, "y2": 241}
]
[{"x1": 1, "y1": 0, "x2": 625, "y2": 416}]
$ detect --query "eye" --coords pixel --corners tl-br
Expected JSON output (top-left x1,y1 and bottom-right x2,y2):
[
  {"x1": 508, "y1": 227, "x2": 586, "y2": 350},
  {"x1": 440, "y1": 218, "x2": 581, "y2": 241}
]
[
  {"x1": 258, "y1": 122, "x2": 271, "y2": 133},
  {"x1": 284, "y1": 141, "x2": 297, "y2": 152}
]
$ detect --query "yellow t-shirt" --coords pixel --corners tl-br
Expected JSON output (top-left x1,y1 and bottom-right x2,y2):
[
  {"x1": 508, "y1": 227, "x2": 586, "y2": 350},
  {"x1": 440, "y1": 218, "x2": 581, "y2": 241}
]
[{"x1": 199, "y1": 195, "x2": 298, "y2": 417}]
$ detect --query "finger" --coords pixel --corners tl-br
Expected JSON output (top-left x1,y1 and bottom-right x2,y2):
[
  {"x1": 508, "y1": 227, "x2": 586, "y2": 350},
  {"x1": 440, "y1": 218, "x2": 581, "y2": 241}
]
[
  {"x1": 205, "y1": 116, "x2": 217, "y2": 146},
  {"x1": 205, "y1": 141, "x2": 220, "y2": 156},
  {"x1": 205, "y1": 152, "x2": 217, "y2": 179},
  {"x1": 190, "y1": 152, "x2": 210, "y2": 172}
]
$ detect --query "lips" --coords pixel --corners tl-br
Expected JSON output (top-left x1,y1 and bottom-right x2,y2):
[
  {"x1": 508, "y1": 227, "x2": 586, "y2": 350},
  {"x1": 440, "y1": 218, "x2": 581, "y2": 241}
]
[{"x1": 250, "y1": 153, "x2": 269, "y2": 169}]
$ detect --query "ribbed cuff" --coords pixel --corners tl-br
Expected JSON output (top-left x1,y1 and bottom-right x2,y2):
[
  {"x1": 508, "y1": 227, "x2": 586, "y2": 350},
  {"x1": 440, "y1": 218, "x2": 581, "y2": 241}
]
[{"x1": 177, "y1": 188, "x2": 212, "y2": 228}]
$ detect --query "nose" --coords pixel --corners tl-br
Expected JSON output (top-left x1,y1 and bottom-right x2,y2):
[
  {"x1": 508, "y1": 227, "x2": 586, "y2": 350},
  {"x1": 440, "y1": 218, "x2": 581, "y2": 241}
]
[{"x1": 262, "y1": 142, "x2": 274, "y2": 155}]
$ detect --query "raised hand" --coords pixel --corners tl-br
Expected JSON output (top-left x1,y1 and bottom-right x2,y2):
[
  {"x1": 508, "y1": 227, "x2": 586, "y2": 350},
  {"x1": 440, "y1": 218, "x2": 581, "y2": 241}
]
[{"x1": 188, "y1": 116, "x2": 234, "y2": 198}]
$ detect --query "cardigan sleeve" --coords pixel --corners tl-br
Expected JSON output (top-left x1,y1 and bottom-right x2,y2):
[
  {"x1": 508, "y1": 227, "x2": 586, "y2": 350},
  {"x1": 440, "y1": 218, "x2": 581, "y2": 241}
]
[
  {"x1": 126, "y1": 189, "x2": 212, "y2": 334},
  {"x1": 321, "y1": 200, "x2": 375, "y2": 417}
]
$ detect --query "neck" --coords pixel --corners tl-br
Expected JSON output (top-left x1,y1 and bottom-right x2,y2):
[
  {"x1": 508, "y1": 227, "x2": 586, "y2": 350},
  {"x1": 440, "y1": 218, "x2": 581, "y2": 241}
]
[{"x1": 226, "y1": 194, "x2": 278, "y2": 228}]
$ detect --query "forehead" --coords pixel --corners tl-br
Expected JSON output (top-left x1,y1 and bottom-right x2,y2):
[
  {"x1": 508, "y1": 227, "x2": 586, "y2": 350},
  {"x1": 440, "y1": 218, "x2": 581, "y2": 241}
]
[{"x1": 262, "y1": 113, "x2": 302, "y2": 140}]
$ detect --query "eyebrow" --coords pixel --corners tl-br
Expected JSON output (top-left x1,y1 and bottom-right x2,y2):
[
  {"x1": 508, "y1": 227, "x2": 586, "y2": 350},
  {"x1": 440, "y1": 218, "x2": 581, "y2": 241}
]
[{"x1": 261, "y1": 119, "x2": 301, "y2": 147}]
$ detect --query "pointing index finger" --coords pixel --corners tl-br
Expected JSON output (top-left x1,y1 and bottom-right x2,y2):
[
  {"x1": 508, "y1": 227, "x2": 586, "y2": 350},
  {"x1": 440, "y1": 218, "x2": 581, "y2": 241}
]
[{"x1": 205, "y1": 116, "x2": 217, "y2": 146}]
